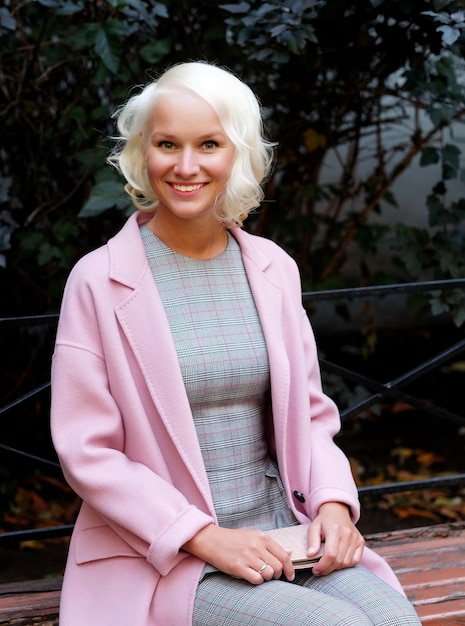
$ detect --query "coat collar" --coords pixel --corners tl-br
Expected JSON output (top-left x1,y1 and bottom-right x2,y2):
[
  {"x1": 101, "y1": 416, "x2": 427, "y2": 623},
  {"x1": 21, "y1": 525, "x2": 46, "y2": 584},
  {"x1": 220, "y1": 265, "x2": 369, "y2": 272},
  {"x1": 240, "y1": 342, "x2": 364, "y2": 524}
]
[
  {"x1": 229, "y1": 226, "x2": 272, "y2": 273},
  {"x1": 107, "y1": 211, "x2": 273, "y2": 286},
  {"x1": 107, "y1": 211, "x2": 152, "y2": 288}
]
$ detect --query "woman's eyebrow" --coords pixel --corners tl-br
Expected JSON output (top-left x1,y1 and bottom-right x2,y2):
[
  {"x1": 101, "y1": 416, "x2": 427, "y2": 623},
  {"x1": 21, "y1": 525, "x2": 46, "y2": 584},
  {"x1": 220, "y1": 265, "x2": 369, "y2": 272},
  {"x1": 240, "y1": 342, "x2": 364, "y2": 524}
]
[
  {"x1": 150, "y1": 130, "x2": 227, "y2": 140},
  {"x1": 150, "y1": 132, "x2": 176, "y2": 140}
]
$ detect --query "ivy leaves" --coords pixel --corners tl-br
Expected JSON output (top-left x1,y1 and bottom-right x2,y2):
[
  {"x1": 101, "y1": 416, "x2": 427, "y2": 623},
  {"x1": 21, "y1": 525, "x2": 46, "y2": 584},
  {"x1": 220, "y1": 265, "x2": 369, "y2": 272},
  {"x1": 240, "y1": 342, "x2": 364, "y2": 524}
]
[
  {"x1": 423, "y1": 9, "x2": 465, "y2": 45},
  {"x1": 220, "y1": 0, "x2": 319, "y2": 61},
  {"x1": 79, "y1": 178, "x2": 132, "y2": 218},
  {"x1": 3, "y1": 0, "x2": 465, "y2": 323}
]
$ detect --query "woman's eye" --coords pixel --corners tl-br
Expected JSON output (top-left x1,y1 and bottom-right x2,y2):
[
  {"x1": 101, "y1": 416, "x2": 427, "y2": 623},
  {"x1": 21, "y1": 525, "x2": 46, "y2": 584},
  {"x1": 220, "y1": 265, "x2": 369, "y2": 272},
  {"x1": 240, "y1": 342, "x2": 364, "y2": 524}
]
[
  {"x1": 203, "y1": 140, "x2": 218, "y2": 150},
  {"x1": 158, "y1": 141, "x2": 174, "y2": 149}
]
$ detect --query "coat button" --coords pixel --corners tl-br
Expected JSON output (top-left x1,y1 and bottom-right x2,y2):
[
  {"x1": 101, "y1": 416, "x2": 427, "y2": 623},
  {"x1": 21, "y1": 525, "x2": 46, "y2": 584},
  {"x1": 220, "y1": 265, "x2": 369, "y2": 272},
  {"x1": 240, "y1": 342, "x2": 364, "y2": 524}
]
[{"x1": 293, "y1": 490, "x2": 305, "y2": 503}]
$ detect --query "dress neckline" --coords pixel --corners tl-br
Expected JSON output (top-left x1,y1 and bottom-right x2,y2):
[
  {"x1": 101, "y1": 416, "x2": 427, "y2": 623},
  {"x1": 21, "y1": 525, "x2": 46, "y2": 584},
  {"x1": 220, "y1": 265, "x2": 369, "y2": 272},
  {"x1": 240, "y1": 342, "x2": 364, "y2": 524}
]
[{"x1": 141, "y1": 224, "x2": 232, "y2": 261}]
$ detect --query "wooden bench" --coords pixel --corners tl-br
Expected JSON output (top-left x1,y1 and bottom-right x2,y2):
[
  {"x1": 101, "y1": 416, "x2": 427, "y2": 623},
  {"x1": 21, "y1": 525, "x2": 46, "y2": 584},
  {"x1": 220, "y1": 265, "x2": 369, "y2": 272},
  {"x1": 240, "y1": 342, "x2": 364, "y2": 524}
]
[
  {"x1": 0, "y1": 521, "x2": 464, "y2": 625},
  {"x1": 0, "y1": 577, "x2": 61, "y2": 626},
  {"x1": 367, "y1": 521, "x2": 465, "y2": 625}
]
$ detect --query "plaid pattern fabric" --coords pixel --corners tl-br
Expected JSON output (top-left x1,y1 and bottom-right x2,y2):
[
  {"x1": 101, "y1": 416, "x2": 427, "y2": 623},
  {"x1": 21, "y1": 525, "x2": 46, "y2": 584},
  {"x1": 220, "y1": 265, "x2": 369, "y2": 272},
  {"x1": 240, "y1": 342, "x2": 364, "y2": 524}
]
[
  {"x1": 141, "y1": 226, "x2": 297, "y2": 531},
  {"x1": 193, "y1": 565, "x2": 421, "y2": 625}
]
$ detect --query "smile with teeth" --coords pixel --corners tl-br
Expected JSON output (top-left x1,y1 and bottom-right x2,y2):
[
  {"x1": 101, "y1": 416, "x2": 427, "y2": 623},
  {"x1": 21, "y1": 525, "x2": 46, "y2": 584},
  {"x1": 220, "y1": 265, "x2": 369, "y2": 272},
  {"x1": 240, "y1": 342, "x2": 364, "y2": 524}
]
[{"x1": 171, "y1": 183, "x2": 204, "y2": 192}]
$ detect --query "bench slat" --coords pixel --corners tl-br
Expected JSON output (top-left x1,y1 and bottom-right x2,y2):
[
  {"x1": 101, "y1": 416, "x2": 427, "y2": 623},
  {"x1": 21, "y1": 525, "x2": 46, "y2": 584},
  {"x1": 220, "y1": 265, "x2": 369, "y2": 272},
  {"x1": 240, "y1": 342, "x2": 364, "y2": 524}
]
[
  {"x1": 0, "y1": 590, "x2": 60, "y2": 620},
  {"x1": 0, "y1": 578, "x2": 61, "y2": 625},
  {"x1": 368, "y1": 522, "x2": 465, "y2": 624},
  {"x1": 417, "y1": 606, "x2": 465, "y2": 625}
]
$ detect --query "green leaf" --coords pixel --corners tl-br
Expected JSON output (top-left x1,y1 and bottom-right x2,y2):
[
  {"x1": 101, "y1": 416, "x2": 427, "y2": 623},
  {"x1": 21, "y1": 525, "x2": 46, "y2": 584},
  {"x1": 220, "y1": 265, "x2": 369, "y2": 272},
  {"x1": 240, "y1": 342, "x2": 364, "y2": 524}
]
[
  {"x1": 19, "y1": 231, "x2": 43, "y2": 254},
  {"x1": 237, "y1": 25, "x2": 254, "y2": 46},
  {"x1": 292, "y1": 0, "x2": 320, "y2": 13},
  {"x1": 38, "y1": 243, "x2": 62, "y2": 265},
  {"x1": 427, "y1": 104, "x2": 455, "y2": 126},
  {"x1": 437, "y1": 25, "x2": 461, "y2": 45},
  {"x1": 430, "y1": 297, "x2": 449, "y2": 316},
  {"x1": 140, "y1": 38, "x2": 172, "y2": 64},
  {"x1": 66, "y1": 22, "x2": 99, "y2": 48},
  {"x1": 254, "y1": 3, "x2": 279, "y2": 18},
  {"x1": 421, "y1": 11, "x2": 450, "y2": 24},
  {"x1": 94, "y1": 26, "x2": 120, "y2": 74},
  {"x1": 420, "y1": 147, "x2": 439, "y2": 166},
  {"x1": 435, "y1": 56, "x2": 457, "y2": 83},
  {"x1": 242, "y1": 15, "x2": 260, "y2": 27},
  {"x1": 271, "y1": 24, "x2": 288, "y2": 37},
  {"x1": 432, "y1": 181, "x2": 447, "y2": 195},
  {"x1": 382, "y1": 190, "x2": 398, "y2": 207},
  {"x1": 436, "y1": 249, "x2": 452, "y2": 272},
  {"x1": 442, "y1": 143, "x2": 460, "y2": 166},
  {"x1": 37, "y1": 0, "x2": 84, "y2": 15},
  {"x1": 52, "y1": 220, "x2": 79, "y2": 243},
  {"x1": 452, "y1": 304, "x2": 465, "y2": 327},
  {"x1": 0, "y1": 209, "x2": 18, "y2": 253},
  {"x1": 79, "y1": 181, "x2": 125, "y2": 217},
  {"x1": 152, "y1": 3, "x2": 169, "y2": 18},
  {"x1": 0, "y1": 7, "x2": 16, "y2": 32},
  {"x1": 440, "y1": 144, "x2": 461, "y2": 180},
  {"x1": 219, "y1": 2, "x2": 250, "y2": 15}
]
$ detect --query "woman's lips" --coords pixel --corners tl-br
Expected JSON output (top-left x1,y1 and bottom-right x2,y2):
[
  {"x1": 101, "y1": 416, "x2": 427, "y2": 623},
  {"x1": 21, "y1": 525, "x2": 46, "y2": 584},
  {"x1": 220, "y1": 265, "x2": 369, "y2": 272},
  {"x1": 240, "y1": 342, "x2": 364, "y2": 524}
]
[{"x1": 170, "y1": 183, "x2": 205, "y2": 192}]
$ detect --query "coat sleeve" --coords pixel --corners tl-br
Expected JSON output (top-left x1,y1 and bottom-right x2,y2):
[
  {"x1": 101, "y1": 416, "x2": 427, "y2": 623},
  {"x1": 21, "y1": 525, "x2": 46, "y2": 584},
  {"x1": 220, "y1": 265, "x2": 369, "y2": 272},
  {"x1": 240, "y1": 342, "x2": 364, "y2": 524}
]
[
  {"x1": 261, "y1": 240, "x2": 360, "y2": 522},
  {"x1": 50, "y1": 254, "x2": 214, "y2": 576},
  {"x1": 300, "y1": 307, "x2": 361, "y2": 521}
]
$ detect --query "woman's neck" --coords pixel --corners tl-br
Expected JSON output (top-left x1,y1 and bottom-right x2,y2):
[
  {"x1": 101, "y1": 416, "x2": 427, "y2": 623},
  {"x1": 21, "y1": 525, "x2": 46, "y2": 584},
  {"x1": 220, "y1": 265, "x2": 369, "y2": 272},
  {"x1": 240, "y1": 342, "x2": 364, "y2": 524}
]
[{"x1": 146, "y1": 214, "x2": 228, "y2": 260}]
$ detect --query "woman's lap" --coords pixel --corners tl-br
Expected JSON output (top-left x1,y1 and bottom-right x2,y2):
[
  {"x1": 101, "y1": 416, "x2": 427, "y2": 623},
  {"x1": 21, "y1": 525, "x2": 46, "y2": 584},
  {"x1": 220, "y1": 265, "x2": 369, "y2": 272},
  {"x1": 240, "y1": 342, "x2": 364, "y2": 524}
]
[{"x1": 193, "y1": 565, "x2": 421, "y2": 626}]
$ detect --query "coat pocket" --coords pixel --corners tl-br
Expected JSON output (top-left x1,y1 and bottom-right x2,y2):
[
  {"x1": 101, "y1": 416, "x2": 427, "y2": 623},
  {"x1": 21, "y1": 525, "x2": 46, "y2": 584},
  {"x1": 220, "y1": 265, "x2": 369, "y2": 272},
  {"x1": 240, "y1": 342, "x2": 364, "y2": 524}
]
[{"x1": 75, "y1": 524, "x2": 142, "y2": 564}]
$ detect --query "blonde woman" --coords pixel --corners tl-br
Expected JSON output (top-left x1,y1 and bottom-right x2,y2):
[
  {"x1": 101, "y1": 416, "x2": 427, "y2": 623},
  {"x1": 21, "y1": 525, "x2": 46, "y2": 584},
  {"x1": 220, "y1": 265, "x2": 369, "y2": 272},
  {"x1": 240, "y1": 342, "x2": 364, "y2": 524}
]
[{"x1": 51, "y1": 61, "x2": 421, "y2": 626}]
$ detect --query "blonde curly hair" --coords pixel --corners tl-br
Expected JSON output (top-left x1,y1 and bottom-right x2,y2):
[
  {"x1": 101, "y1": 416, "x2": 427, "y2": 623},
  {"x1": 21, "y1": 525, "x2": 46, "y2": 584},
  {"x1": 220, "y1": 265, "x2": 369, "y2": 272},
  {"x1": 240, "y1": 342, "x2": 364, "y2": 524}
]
[{"x1": 107, "y1": 61, "x2": 275, "y2": 227}]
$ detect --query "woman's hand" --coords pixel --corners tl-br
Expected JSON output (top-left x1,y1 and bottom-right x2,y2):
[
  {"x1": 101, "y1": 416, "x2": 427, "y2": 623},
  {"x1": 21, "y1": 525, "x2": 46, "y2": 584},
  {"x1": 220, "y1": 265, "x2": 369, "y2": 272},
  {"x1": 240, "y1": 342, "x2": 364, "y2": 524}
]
[
  {"x1": 307, "y1": 502, "x2": 365, "y2": 576},
  {"x1": 182, "y1": 524, "x2": 295, "y2": 584}
]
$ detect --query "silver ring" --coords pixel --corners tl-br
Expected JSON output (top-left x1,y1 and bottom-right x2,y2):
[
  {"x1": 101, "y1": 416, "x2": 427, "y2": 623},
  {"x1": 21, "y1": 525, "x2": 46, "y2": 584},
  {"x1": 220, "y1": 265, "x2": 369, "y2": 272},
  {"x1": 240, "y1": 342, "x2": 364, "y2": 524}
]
[{"x1": 258, "y1": 561, "x2": 268, "y2": 574}]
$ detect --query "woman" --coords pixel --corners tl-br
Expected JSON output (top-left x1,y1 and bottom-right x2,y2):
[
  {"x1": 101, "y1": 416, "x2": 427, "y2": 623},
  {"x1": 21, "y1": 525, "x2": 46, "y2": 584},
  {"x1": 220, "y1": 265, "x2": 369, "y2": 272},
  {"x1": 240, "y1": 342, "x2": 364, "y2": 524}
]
[{"x1": 51, "y1": 61, "x2": 421, "y2": 625}]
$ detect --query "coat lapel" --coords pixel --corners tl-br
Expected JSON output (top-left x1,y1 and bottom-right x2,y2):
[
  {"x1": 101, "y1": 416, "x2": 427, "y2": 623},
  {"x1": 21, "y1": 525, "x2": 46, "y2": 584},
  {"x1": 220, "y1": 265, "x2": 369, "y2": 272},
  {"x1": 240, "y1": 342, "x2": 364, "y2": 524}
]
[
  {"x1": 107, "y1": 213, "x2": 214, "y2": 510},
  {"x1": 232, "y1": 229, "x2": 291, "y2": 456}
]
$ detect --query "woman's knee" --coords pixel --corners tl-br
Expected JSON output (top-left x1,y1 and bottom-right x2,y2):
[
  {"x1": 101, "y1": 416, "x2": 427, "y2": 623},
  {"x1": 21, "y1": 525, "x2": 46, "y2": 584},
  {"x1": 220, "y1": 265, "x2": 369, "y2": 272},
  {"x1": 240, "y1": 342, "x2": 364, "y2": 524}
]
[
  {"x1": 194, "y1": 573, "x2": 373, "y2": 626},
  {"x1": 299, "y1": 567, "x2": 421, "y2": 625}
]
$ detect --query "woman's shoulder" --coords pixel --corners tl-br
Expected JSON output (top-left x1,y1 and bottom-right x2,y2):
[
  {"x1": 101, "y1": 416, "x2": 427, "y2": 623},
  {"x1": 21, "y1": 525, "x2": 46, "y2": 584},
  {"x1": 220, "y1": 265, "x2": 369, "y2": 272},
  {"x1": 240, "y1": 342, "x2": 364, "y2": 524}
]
[
  {"x1": 233, "y1": 228, "x2": 299, "y2": 269},
  {"x1": 66, "y1": 212, "x2": 145, "y2": 287},
  {"x1": 68, "y1": 243, "x2": 111, "y2": 284}
]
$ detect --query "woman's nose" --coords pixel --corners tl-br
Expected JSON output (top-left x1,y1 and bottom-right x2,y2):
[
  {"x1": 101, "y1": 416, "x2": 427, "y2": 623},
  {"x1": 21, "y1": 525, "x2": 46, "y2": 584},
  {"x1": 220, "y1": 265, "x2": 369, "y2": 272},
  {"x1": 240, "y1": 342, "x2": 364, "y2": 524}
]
[{"x1": 173, "y1": 148, "x2": 200, "y2": 177}]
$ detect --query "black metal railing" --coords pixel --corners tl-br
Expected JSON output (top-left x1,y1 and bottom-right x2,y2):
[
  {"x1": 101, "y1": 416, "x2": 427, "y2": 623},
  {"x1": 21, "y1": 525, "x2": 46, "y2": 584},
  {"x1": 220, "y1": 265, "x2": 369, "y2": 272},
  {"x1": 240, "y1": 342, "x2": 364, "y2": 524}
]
[
  {"x1": 303, "y1": 278, "x2": 465, "y2": 499},
  {"x1": 0, "y1": 313, "x2": 73, "y2": 545},
  {"x1": 1, "y1": 279, "x2": 465, "y2": 545}
]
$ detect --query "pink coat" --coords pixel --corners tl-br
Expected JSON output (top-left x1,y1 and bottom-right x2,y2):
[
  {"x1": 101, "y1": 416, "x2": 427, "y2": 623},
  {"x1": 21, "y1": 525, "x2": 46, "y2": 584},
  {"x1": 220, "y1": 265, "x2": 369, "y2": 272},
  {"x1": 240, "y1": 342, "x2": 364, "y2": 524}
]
[{"x1": 51, "y1": 211, "x2": 403, "y2": 626}]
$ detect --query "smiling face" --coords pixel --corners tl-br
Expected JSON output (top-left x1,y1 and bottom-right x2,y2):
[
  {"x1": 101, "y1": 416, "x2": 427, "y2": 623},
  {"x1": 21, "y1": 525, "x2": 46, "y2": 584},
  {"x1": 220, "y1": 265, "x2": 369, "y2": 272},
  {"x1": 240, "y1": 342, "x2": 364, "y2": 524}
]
[{"x1": 143, "y1": 89, "x2": 235, "y2": 228}]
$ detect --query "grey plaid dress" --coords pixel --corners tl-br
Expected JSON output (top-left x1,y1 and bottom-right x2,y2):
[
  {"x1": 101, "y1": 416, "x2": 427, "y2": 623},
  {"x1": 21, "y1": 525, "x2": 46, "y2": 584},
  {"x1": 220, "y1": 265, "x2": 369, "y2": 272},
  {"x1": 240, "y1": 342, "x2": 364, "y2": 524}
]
[{"x1": 141, "y1": 225, "x2": 298, "y2": 532}]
